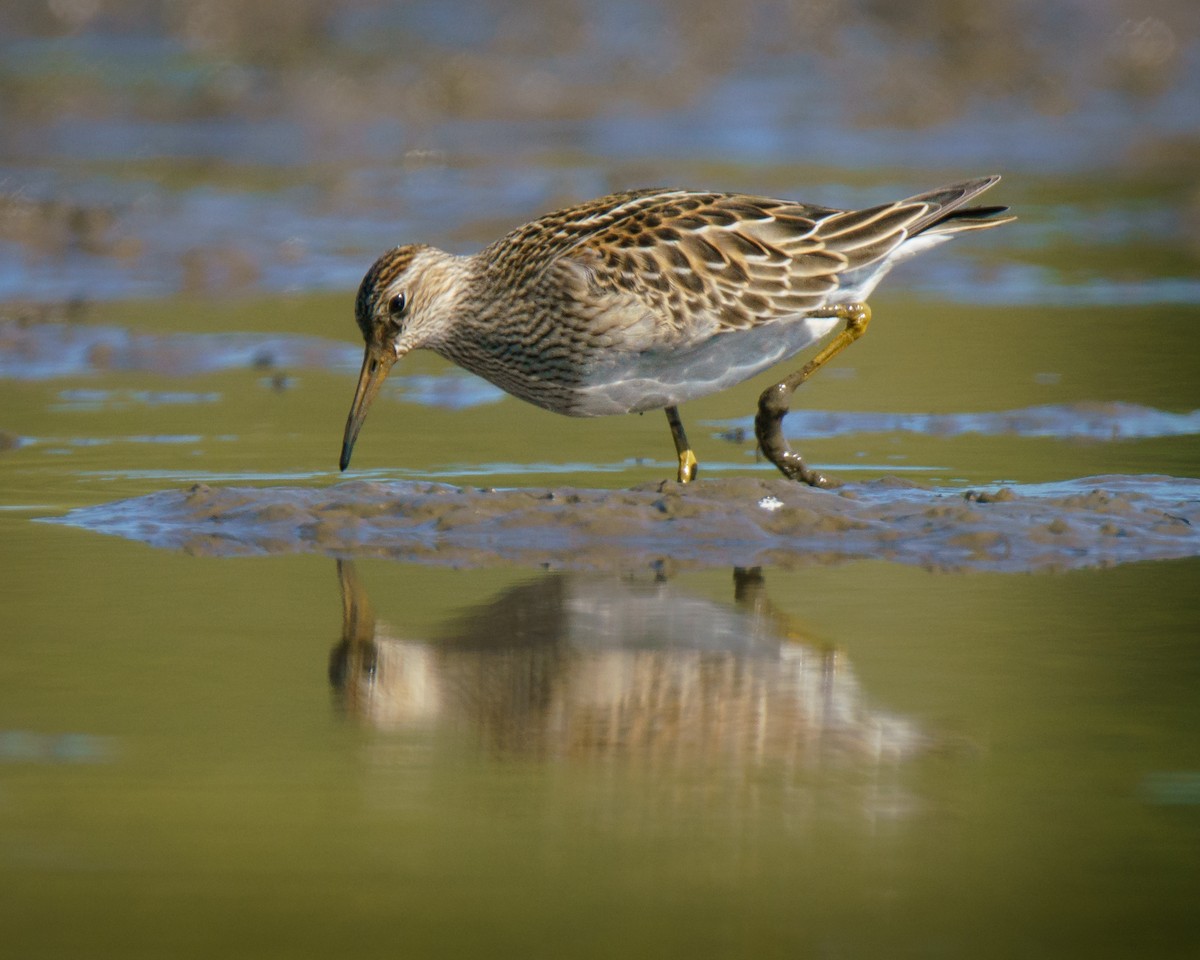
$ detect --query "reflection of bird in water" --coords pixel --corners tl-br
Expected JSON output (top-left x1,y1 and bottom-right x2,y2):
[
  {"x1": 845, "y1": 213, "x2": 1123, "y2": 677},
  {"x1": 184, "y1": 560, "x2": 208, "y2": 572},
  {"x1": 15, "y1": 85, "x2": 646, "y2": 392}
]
[
  {"x1": 339, "y1": 178, "x2": 1011, "y2": 483},
  {"x1": 329, "y1": 561, "x2": 923, "y2": 768}
]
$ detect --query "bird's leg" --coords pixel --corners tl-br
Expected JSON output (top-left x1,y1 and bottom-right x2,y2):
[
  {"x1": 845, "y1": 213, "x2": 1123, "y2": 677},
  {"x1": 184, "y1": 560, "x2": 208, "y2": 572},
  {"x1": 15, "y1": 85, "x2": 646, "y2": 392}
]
[
  {"x1": 664, "y1": 405, "x2": 698, "y2": 483},
  {"x1": 755, "y1": 302, "x2": 872, "y2": 486}
]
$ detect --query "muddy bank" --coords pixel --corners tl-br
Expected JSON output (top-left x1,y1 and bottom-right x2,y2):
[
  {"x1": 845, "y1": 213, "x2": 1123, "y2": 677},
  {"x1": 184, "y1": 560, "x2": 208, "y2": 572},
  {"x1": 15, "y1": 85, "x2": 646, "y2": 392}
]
[{"x1": 48, "y1": 474, "x2": 1200, "y2": 573}]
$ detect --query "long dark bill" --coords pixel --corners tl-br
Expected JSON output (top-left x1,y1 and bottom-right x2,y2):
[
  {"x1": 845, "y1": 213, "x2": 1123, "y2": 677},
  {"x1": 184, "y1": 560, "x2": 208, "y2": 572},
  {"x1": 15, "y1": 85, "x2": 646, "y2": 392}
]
[{"x1": 339, "y1": 344, "x2": 396, "y2": 471}]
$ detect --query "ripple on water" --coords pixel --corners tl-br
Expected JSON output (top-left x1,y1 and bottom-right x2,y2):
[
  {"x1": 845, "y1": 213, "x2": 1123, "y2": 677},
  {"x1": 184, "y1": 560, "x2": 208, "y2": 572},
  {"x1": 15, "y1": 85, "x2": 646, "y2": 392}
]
[
  {"x1": 0, "y1": 320, "x2": 359, "y2": 380},
  {"x1": 0, "y1": 320, "x2": 503, "y2": 410},
  {"x1": 712, "y1": 403, "x2": 1200, "y2": 442}
]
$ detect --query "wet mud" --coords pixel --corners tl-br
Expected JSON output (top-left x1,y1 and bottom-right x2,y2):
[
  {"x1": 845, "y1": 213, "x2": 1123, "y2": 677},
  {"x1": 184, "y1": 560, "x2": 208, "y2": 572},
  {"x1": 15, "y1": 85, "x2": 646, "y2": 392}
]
[{"x1": 50, "y1": 474, "x2": 1199, "y2": 573}]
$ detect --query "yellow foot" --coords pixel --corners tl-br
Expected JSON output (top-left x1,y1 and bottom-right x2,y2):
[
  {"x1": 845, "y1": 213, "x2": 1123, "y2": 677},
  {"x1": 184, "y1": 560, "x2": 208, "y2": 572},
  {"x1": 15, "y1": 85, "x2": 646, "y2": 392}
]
[{"x1": 677, "y1": 449, "x2": 698, "y2": 483}]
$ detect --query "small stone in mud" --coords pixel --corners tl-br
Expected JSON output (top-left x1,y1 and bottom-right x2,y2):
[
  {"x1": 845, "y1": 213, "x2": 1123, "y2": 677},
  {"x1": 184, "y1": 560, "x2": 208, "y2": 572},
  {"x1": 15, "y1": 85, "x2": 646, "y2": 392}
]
[
  {"x1": 87, "y1": 342, "x2": 115, "y2": 370},
  {"x1": 0, "y1": 430, "x2": 20, "y2": 451},
  {"x1": 965, "y1": 487, "x2": 1017, "y2": 503},
  {"x1": 717, "y1": 427, "x2": 747, "y2": 443}
]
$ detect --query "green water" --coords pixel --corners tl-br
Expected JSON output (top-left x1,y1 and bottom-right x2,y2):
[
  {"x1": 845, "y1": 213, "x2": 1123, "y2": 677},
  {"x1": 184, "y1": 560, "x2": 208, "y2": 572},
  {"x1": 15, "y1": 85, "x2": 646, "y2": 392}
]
[
  {"x1": 4, "y1": 272, "x2": 1200, "y2": 956},
  {"x1": 4, "y1": 529, "x2": 1199, "y2": 957}
]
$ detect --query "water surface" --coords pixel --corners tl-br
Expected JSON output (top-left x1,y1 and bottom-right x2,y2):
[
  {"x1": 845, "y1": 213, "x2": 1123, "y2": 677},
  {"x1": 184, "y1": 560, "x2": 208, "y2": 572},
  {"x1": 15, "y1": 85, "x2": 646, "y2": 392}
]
[{"x1": 3, "y1": 3, "x2": 1200, "y2": 957}]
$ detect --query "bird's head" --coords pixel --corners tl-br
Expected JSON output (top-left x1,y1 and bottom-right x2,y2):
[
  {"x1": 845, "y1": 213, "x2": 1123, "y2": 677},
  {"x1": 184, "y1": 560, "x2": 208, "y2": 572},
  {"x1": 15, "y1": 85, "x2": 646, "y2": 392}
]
[{"x1": 339, "y1": 244, "x2": 466, "y2": 471}]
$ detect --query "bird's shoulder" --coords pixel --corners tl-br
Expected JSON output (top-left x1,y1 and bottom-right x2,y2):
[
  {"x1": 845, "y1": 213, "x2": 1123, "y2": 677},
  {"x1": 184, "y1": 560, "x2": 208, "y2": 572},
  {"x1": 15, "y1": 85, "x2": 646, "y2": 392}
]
[
  {"x1": 486, "y1": 189, "x2": 841, "y2": 334},
  {"x1": 482, "y1": 187, "x2": 934, "y2": 336},
  {"x1": 486, "y1": 188, "x2": 832, "y2": 270}
]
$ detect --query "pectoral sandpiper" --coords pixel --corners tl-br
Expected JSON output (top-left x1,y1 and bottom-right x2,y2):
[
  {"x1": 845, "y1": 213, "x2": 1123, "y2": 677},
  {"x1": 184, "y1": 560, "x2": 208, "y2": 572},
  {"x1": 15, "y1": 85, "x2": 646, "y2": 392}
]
[{"x1": 340, "y1": 176, "x2": 1012, "y2": 484}]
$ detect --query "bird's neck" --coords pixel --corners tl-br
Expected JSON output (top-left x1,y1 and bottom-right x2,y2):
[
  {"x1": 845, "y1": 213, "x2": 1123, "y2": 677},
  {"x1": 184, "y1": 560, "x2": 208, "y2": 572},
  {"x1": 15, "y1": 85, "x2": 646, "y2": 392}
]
[{"x1": 409, "y1": 248, "x2": 488, "y2": 347}]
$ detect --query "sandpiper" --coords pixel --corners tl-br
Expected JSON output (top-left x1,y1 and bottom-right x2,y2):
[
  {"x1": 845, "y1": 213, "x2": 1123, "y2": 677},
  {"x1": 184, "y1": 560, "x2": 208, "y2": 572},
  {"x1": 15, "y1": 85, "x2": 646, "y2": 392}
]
[{"x1": 340, "y1": 177, "x2": 1012, "y2": 484}]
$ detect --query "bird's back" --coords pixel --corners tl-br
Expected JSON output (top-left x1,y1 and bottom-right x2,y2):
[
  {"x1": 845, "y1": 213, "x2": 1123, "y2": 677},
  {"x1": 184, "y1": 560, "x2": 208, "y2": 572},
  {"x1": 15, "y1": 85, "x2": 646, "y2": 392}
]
[{"x1": 454, "y1": 179, "x2": 1012, "y2": 416}]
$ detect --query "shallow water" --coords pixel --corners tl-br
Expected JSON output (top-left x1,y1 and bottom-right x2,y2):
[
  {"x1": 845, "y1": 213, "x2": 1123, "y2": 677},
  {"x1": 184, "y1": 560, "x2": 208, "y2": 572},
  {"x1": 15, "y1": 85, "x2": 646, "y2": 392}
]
[{"x1": 3, "y1": 3, "x2": 1200, "y2": 958}]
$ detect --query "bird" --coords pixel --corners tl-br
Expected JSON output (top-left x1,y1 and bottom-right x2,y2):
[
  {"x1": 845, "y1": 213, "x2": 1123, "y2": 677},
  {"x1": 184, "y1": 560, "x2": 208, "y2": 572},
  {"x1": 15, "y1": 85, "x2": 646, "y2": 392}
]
[{"x1": 339, "y1": 176, "x2": 1013, "y2": 484}]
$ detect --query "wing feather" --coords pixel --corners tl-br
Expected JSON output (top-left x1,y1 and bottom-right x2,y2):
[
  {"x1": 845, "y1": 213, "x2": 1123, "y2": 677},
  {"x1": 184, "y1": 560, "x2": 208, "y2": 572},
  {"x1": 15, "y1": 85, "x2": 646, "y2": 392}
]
[{"x1": 484, "y1": 180, "x2": 1008, "y2": 350}]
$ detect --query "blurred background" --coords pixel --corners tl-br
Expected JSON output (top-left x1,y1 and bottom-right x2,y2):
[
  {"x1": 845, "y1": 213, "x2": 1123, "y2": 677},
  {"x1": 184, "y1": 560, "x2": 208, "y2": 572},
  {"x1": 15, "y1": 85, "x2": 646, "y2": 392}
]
[
  {"x1": 1, "y1": 0, "x2": 1198, "y2": 305},
  {"x1": 3, "y1": 4, "x2": 1200, "y2": 959}
]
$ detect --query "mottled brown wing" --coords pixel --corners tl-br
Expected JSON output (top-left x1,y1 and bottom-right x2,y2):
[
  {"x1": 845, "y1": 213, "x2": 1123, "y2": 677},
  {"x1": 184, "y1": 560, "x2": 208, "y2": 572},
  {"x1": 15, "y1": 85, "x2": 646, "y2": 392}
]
[
  {"x1": 487, "y1": 188, "x2": 932, "y2": 347},
  {"x1": 482, "y1": 188, "x2": 682, "y2": 282}
]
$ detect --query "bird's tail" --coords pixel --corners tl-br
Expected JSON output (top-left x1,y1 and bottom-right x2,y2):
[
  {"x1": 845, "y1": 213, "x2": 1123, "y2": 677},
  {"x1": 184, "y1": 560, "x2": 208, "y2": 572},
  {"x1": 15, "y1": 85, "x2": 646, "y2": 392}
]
[{"x1": 907, "y1": 176, "x2": 1016, "y2": 237}]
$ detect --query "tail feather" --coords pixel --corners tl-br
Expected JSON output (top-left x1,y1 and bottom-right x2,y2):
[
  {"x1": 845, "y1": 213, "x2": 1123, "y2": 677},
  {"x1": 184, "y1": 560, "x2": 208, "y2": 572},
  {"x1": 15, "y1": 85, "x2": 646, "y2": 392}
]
[
  {"x1": 905, "y1": 176, "x2": 1015, "y2": 236},
  {"x1": 827, "y1": 176, "x2": 1012, "y2": 303}
]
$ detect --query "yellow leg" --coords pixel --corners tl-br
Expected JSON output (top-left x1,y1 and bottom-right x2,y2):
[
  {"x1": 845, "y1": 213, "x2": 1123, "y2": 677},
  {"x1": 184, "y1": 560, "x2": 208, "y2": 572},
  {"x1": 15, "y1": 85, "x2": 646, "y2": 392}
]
[
  {"x1": 755, "y1": 302, "x2": 872, "y2": 486},
  {"x1": 665, "y1": 405, "x2": 698, "y2": 483}
]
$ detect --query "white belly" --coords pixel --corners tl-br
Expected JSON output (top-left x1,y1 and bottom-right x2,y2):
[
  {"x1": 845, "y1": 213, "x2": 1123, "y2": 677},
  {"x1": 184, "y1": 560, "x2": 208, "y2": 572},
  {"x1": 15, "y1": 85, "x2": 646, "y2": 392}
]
[{"x1": 571, "y1": 314, "x2": 842, "y2": 416}]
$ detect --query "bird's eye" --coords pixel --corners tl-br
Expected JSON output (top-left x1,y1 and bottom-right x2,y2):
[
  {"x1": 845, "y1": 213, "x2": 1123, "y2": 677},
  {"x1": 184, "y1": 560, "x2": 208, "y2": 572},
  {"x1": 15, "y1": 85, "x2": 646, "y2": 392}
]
[{"x1": 388, "y1": 292, "x2": 407, "y2": 318}]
